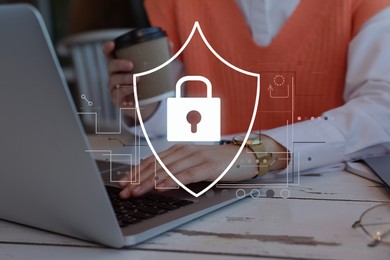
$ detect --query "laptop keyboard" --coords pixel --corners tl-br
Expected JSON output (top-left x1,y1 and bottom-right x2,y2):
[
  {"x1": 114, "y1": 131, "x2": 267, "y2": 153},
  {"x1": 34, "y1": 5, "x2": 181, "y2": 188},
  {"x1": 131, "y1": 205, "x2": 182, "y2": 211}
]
[{"x1": 106, "y1": 186, "x2": 194, "y2": 228}]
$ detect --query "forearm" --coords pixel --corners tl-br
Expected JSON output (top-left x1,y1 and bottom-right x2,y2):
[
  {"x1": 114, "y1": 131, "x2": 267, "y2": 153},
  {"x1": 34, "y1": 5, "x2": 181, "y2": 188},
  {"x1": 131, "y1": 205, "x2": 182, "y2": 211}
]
[{"x1": 263, "y1": 7, "x2": 390, "y2": 173}]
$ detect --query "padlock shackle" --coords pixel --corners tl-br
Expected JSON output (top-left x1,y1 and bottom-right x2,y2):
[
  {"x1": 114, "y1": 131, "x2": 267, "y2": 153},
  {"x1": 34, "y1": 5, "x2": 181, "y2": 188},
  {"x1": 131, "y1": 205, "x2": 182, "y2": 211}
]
[{"x1": 175, "y1": 75, "x2": 212, "y2": 98}]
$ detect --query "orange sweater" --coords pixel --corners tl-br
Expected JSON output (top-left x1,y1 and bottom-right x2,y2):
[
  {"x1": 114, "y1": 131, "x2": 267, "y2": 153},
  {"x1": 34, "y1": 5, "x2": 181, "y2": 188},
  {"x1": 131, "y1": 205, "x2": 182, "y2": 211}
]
[{"x1": 145, "y1": 0, "x2": 390, "y2": 135}]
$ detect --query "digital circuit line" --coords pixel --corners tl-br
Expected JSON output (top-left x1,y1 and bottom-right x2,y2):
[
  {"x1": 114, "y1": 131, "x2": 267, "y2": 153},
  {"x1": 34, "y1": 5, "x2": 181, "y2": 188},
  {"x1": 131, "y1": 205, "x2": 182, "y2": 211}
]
[{"x1": 77, "y1": 107, "x2": 135, "y2": 134}]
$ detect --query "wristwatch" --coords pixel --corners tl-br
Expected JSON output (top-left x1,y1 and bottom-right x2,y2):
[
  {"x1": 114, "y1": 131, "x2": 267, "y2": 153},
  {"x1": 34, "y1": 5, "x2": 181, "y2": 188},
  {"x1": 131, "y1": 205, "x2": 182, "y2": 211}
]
[{"x1": 232, "y1": 133, "x2": 273, "y2": 176}]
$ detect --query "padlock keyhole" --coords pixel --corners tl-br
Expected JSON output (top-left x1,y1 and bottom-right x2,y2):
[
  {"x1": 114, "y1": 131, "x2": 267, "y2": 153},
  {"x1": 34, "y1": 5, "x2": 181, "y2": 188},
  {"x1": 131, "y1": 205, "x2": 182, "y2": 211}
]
[{"x1": 186, "y1": 110, "x2": 202, "y2": 133}]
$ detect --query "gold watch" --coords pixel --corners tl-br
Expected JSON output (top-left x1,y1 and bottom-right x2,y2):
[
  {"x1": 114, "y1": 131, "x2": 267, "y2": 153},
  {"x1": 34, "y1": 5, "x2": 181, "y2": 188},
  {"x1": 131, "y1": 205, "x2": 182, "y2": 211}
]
[{"x1": 232, "y1": 133, "x2": 273, "y2": 176}]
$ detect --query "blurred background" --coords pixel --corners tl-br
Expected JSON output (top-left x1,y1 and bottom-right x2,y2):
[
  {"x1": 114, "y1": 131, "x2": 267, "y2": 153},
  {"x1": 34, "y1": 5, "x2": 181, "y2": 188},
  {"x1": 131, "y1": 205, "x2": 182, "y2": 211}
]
[
  {"x1": 0, "y1": 0, "x2": 149, "y2": 44},
  {"x1": 0, "y1": 0, "x2": 150, "y2": 132}
]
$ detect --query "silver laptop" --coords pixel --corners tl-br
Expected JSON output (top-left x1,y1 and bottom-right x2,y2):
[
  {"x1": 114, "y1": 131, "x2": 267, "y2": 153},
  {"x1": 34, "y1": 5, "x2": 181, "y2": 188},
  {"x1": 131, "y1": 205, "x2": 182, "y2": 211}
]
[
  {"x1": 0, "y1": 4, "x2": 243, "y2": 248},
  {"x1": 363, "y1": 155, "x2": 390, "y2": 192}
]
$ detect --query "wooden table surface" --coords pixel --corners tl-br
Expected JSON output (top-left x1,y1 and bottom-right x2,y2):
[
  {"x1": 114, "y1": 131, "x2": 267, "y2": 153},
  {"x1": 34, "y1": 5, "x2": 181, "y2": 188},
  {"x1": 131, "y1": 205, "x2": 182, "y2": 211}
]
[{"x1": 1, "y1": 135, "x2": 389, "y2": 260}]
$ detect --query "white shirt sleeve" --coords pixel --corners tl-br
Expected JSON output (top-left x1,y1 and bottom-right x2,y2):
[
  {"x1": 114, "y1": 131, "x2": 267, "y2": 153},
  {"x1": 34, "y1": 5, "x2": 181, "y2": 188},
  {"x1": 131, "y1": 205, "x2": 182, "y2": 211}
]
[
  {"x1": 124, "y1": 3, "x2": 390, "y2": 174},
  {"x1": 263, "y1": 7, "x2": 390, "y2": 173}
]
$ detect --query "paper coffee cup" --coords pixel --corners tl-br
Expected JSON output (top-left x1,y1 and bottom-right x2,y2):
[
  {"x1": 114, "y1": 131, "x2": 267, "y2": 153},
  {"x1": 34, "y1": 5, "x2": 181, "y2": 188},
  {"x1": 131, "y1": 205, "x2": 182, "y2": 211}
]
[{"x1": 114, "y1": 27, "x2": 174, "y2": 105}]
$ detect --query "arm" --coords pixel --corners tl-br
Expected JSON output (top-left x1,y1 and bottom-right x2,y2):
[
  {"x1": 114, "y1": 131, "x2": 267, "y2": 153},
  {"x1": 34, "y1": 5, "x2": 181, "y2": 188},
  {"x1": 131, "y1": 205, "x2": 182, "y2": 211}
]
[
  {"x1": 263, "y1": 7, "x2": 390, "y2": 173},
  {"x1": 119, "y1": 4, "x2": 390, "y2": 198}
]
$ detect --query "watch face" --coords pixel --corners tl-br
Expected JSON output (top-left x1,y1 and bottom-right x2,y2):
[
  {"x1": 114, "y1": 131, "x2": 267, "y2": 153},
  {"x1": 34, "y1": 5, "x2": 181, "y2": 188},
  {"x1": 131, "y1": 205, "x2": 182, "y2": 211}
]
[{"x1": 233, "y1": 132, "x2": 260, "y2": 142}]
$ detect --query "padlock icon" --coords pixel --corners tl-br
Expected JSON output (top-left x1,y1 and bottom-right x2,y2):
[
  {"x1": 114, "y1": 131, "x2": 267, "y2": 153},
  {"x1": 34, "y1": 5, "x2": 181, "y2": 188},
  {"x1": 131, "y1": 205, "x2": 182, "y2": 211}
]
[{"x1": 167, "y1": 75, "x2": 221, "y2": 142}]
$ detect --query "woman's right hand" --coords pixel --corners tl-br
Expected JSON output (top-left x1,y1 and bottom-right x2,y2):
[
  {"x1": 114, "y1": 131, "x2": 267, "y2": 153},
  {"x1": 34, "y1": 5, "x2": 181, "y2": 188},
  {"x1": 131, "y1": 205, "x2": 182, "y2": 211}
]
[{"x1": 103, "y1": 41, "x2": 159, "y2": 123}]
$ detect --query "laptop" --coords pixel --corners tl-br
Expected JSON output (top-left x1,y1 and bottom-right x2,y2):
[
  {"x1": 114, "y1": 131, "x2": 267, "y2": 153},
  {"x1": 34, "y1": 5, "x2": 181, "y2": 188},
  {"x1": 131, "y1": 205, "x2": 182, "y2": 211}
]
[
  {"x1": 0, "y1": 4, "x2": 244, "y2": 248},
  {"x1": 363, "y1": 155, "x2": 390, "y2": 192}
]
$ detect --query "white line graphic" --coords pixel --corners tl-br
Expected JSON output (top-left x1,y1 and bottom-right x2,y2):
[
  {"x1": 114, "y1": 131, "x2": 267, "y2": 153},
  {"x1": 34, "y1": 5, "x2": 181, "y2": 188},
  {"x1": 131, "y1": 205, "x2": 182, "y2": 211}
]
[{"x1": 133, "y1": 21, "x2": 260, "y2": 197}]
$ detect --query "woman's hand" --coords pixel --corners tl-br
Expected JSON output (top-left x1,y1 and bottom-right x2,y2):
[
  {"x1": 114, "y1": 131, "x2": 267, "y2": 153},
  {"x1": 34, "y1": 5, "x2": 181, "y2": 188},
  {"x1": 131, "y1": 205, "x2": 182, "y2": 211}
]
[
  {"x1": 103, "y1": 41, "x2": 159, "y2": 123},
  {"x1": 118, "y1": 144, "x2": 259, "y2": 198},
  {"x1": 117, "y1": 135, "x2": 289, "y2": 198}
]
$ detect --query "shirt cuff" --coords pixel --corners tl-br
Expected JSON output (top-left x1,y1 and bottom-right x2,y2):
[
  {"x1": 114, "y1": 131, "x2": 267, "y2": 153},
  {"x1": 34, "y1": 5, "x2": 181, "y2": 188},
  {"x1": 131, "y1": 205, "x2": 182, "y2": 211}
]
[{"x1": 262, "y1": 115, "x2": 346, "y2": 174}]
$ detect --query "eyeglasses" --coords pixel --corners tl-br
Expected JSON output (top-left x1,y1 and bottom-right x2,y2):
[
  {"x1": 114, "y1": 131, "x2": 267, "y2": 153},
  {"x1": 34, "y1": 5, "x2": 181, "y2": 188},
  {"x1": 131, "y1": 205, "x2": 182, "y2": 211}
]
[{"x1": 352, "y1": 203, "x2": 390, "y2": 247}]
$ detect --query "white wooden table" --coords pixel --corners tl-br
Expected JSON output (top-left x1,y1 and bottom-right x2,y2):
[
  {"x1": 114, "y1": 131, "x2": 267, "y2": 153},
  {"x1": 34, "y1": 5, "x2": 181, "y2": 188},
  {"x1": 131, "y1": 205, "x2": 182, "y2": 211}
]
[{"x1": 1, "y1": 135, "x2": 389, "y2": 260}]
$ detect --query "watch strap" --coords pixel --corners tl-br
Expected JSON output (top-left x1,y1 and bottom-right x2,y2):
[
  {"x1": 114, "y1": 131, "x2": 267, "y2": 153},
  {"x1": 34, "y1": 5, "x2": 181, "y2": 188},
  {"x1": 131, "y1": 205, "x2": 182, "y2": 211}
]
[
  {"x1": 233, "y1": 136, "x2": 273, "y2": 176},
  {"x1": 247, "y1": 138, "x2": 273, "y2": 176}
]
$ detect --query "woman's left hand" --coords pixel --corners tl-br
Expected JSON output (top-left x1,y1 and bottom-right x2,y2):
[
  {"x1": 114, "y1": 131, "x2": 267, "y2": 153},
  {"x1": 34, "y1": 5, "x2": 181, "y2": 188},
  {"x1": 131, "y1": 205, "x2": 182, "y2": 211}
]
[{"x1": 118, "y1": 144, "x2": 258, "y2": 198}]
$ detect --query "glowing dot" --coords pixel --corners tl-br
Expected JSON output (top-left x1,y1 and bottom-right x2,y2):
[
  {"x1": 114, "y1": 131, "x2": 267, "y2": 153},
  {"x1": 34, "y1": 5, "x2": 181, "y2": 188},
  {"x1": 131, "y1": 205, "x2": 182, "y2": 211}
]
[
  {"x1": 280, "y1": 189, "x2": 290, "y2": 199},
  {"x1": 297, "y1": 116, "x2": 302, "y2": 121},
  {"x1": 236, "y1": 189, "x2": 246, "y2": 199},
  {"x1": 263, "y1": 159, "x2": 268, "y2": 164},
  {"x1": 266, "y1": 189, "x2": 275, "y2": 198},
  {"x1": 311, "y1": 117, "x2": 315, "y2": 120},
  {"x1": 250, "y1": 189, "x2": 261, "y2": 199}
]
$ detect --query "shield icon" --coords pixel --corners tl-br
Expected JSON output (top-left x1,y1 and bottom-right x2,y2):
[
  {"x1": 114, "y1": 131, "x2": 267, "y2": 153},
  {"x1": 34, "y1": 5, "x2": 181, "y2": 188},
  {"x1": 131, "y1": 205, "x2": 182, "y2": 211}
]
[{"x1": 133, "y1": 21, "x2": 260, "y2": 197}]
